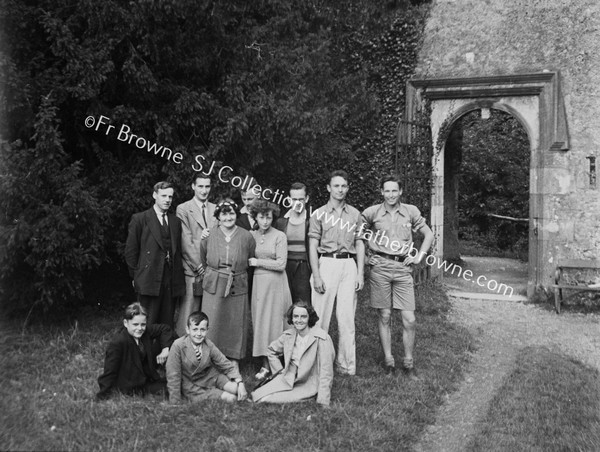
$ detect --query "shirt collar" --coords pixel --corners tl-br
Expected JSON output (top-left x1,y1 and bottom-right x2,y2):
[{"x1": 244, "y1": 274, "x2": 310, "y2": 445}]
[
  {"x1": 240, "y1": 206, "x2": 249, "y2": 214},
  {"x1": 193, "y1": 197, "x2": 206, "y2": 210},
  {"x1": 326, "y1": 200, "x2": 347, "y2": 212},
  {"x1": 153, "y1": 205, "x2": 166, "y2": 217},
  {"x1": 382, "y1": 202, "x2": 402, "y2": 214}
]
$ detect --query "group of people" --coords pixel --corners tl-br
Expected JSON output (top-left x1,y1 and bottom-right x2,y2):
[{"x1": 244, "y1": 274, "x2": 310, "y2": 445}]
[{"x1": 97, "y1": 169, "x2": 433, "y2": 407}]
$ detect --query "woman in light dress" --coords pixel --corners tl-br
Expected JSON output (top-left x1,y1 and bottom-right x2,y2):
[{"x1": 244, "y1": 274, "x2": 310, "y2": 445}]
[{"x1": 248, "y1": 199, "x2": 293, "y2": 380}]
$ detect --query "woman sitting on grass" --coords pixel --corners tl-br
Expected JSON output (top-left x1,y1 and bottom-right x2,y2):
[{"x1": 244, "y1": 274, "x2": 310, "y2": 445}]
[
  {"x1": 251, "y1": 301, "x2": 335, "y2": 407},
  {"x1": 96, "y1": 303, "x2": 174, "y2": 400}
]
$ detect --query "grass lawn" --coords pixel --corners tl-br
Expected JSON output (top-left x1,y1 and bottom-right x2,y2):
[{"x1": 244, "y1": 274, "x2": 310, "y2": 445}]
[
  {"x1": 1, "y1": 280, "x2": 473, "y2": 451},
  {"x1": 467, "y1": 346, "x2": 600, "y2": 452}
]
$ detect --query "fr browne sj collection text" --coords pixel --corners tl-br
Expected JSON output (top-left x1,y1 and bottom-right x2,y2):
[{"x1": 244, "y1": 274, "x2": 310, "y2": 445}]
[{"x1": 85, "y1": 114, "x2": 268, "y2": 193}]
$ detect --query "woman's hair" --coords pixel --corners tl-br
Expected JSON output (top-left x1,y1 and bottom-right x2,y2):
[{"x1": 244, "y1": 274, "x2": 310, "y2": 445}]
[
  {"x1": 213, "y1": 200, "x2": 239, "y2": 219},
  {"x1": 286, "y1": 300, "x2": 319, "y2": 328},
  {"x1": 123, "y1": 302, "x2": 147, "y2": 320},
  {"x1": 248, "y1": 198, "x2": 280, "y2": 220}
]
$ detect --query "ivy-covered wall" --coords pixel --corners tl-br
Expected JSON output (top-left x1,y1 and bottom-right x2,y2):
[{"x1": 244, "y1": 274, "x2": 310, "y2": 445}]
[{"x1": 414, "y1": 0, "x2": 600, "y2": 283}]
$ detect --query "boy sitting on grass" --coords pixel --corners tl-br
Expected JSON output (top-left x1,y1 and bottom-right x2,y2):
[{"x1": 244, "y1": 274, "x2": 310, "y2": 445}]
[
  {"x1": 96, "y1": 302, "x2": 173, "y2": 400},
  {"x1": 166, "y1": 311, "x2": 248, "y2": 403}
]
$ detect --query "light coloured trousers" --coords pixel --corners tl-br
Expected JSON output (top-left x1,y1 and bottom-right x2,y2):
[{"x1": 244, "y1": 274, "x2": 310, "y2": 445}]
[
  {"x1": 311, "y1": 257, "x2": 357, "y2": 374},
  {"x1": 175, "y1": 275, "x2": 201, "y2": 337}
]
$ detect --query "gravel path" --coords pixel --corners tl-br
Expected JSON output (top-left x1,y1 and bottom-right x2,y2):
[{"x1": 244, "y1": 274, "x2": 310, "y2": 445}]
[{"x1": 414, "y1": 294, "x2": 600, "y2": 452}]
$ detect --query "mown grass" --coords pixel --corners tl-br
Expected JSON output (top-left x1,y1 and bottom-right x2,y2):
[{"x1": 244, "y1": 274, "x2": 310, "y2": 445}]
[
  {"x1": 467, "y1": 346, "x2": 600, "y2": 452},
  {"x1": 1, "y1": 279, "x2": 473, "y2": 451}
]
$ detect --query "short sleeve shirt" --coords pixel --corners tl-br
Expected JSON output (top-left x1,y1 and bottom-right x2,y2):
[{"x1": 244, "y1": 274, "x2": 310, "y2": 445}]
[
  {"x1": 308, "y1": 201, "x2": 364, "y2": 254},
  {"x1": 360, "y1": 202, "x2": 426, "y2": 255}
]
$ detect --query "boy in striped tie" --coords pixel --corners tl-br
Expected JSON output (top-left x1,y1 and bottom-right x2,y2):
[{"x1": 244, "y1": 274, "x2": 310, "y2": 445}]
[{"x1": 166, "y1": 312, "x2": 247, "y2": 403}]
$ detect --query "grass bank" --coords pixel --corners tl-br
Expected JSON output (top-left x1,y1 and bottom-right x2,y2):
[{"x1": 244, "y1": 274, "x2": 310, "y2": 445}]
[
  {"x1": 1, "y1": 280, "x2": 473, "y2": 451},
  {"x1": 467, "y1": 346, "x2": 600, "y2": 451}
]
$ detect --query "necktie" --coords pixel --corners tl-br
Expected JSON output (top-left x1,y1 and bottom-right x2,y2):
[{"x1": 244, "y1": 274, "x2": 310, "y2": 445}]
[
  {"x1": 194, "y1": 344, "x2": 202, "y2": 362},
  {"x1": 201, "y1": 204, "x2": 207, "y2": 228},
  {"x1": 138, "y1": 340, "x2": 146, "y2": 359},
  {"x1": 162, "y1": 213, "x2": 169, "y2": 232}
]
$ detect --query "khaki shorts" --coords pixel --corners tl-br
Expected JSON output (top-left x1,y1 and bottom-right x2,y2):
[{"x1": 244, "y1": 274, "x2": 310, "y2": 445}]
[{"x1": 368, "y1": 255, "x2": 415, "y2": 311}]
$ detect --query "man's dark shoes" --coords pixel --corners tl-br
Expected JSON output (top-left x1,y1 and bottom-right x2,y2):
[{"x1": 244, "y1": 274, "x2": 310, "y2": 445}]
[
  {"x1": 402, "y1": 366, "x2": 419, "y2": 381},
  {"x1": 381, "y1": 361, "x2": 396, "y2": 375}
]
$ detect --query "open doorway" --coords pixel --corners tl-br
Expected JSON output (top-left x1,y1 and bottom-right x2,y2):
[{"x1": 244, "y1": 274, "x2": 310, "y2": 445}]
[{"x1": 443, "y1": 108, "x2": 530, "y2": 295}]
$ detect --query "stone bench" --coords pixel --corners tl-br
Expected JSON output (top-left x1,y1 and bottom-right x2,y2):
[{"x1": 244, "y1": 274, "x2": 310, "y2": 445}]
[{"x1": 551, "y1": 259, "x2": 600, "y2": 314}]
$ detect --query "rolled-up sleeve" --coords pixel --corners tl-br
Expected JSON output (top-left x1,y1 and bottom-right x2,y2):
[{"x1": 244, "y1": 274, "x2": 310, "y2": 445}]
[
  {"x1": 410, "y1": 206, "x2": 426, "y2": 232},
  {"x1": 308, "y1": 209, "x2": 322, "y2": 241}
]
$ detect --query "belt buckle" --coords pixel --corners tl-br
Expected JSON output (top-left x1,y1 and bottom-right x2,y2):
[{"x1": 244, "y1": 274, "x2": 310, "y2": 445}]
[{"x1": 332, "y1": 252, "x2": 340, "y2": 258}]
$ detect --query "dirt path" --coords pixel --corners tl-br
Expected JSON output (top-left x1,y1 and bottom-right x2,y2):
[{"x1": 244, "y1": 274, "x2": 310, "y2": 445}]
[{"x1": 413, "y1": 294, "x2": 600, "y2": 452}]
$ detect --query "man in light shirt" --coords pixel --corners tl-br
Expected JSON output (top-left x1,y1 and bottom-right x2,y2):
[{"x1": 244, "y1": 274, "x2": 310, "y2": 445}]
[
  {"x1": 361, "y1": 174, "x2": 433, "y2": 379},
  {"x1": 308, "y1": 170, "x2": 365, "y2": 376}
]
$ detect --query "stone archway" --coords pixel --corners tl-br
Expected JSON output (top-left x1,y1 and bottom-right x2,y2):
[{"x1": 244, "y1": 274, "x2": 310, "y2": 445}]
[
  {"x1": 404, "y1": 73, "x2": 570, "y2": 297},
  {"x1": 441, "y1": 105, "x2": 531, "y2": 263}
]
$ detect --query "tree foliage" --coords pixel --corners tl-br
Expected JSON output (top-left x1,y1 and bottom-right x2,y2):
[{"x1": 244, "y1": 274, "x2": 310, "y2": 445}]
[
  {"x1": 457, "y1": 109, "x2": 530, "y2": 253},
  {"x1": 1, "y1": 0, "x2": 430, "y2": 315},
  {"x1": 0, "y1": 95, "x2": 108, "y2": 317}
]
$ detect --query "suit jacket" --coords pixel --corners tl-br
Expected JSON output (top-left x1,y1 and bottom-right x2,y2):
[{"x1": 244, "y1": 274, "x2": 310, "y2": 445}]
[
  {"x1": 96, "y1": 324, "x2": 174, "y2": 400},
  {"x1": 251, "y1": 326, "x2": 335, "y2": 406},
  {"x1": 166, "y1": 336, "x2": 241, "y2": 403},
  {"x1": 176, "y1": 199, "x2": 216, "y2": 276},
  {"x1": 124, "y1": 208, "x2": 185, "y2": 297},
  {"x1": 236, "y1": 213, "x2": 256, "y2": 231}
]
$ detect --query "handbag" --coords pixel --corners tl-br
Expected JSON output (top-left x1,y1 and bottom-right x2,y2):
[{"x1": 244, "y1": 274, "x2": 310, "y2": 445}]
[{"x1": 192, "y1": 273, "x2": 204, "y2": 296}]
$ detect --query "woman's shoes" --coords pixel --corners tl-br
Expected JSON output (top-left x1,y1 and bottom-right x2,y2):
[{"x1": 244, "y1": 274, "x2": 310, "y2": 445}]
[{"x1": 255, "y1": 367, "x2": 271, "y2": 381}]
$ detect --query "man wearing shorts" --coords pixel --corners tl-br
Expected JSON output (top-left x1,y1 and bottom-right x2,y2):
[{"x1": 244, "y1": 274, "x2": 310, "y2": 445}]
[
  {"x1": 309, "y1": 170, "x2": 365, "y2": 376},
  {"x1": 361, "y1": 174, "x2": 433, "y2": 379}
]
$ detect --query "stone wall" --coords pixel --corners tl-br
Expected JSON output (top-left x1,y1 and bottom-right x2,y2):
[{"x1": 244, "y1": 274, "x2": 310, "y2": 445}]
[{"x1": 414, "y1": 0, "x2": 600, "y2": 288}]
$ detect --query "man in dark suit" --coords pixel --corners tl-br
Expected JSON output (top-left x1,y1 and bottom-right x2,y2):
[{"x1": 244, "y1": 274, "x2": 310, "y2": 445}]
[
  {"x1": 125, "y1": 181, "x2": 185, "y2": 327},
  {"x1": 235, "y1": 184, "x2": 259, "y2": 301},
  {"x1": 276, "y1": 182, "x2": 312, "y2": 304},
  {"x1": 174, "y1": 175, "x2": 216, "y2": 336},
  {"x1": 236, "y1": 187, "x2": 258, "y2": 231}
]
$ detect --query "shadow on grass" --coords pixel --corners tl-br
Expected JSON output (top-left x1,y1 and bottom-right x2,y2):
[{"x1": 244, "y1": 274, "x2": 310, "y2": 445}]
[
  {"x1": 467, "y1": 346, "x2": 600, "y2": 452},
  {"x1": 0, "y1": 279, "x2": 473, "y2": 451}
]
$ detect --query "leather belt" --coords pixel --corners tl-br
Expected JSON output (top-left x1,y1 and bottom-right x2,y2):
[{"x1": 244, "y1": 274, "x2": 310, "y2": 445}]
[
  {"x1": 320, "y1": 252, "x2": 355, "y2": 259},
  {"x1": 375, "y1": 251, "x2": 407, "y2": 262}
]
